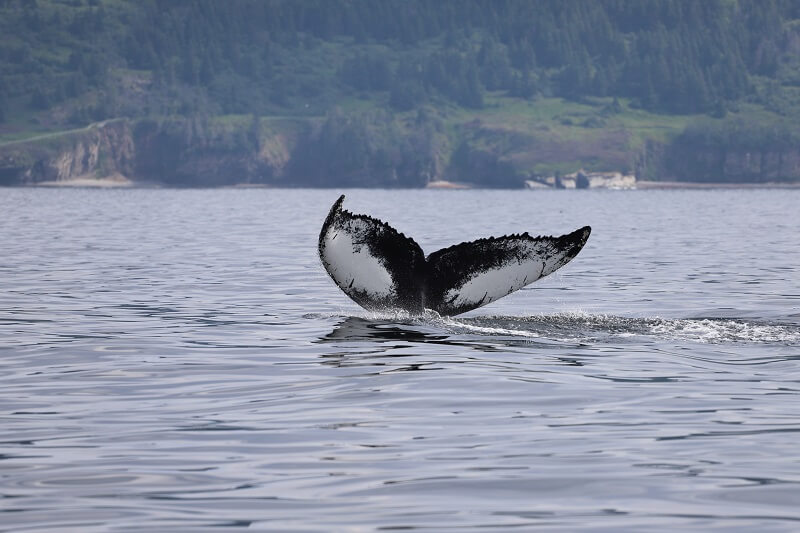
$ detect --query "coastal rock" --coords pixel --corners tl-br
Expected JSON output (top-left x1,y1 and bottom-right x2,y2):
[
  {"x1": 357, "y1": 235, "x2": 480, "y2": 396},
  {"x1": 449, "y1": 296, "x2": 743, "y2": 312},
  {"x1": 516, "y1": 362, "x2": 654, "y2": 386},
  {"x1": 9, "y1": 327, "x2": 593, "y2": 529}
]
[
  {"x1": 582, "y1": 171, "x2": 636, "y2": 189},
  {"x1": 529, "y1": 170, "x2": 636, "y2": 189},
  {"x1": 0, "y1": 120, "x2": 135, "y2": 185}
]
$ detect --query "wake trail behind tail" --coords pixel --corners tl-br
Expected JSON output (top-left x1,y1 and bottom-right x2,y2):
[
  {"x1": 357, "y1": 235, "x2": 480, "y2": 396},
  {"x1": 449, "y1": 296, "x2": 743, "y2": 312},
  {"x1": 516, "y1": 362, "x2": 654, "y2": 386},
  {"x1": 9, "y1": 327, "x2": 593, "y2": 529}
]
[
  {"x1": 308, "y1": 310, "x2": 800, "y2": 345},
  {"x1": 426, "y1": 312, "x2": 800, "y2": 345}
]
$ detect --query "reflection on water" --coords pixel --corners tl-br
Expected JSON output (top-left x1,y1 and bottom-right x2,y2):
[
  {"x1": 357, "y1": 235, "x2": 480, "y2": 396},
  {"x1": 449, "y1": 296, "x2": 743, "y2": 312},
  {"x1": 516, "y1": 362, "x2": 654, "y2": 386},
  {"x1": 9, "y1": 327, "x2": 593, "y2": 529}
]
[
  {"x1": 321, "y1": 315, "x2": 449, "y2": 343},
  {"x1": 1, "y1": 188, "x2": 799, "y2": 531}
]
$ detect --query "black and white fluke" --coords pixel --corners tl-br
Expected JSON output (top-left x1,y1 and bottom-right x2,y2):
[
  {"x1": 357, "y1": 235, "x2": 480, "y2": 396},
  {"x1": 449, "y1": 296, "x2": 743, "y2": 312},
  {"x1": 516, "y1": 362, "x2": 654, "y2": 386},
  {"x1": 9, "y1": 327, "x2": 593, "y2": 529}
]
[{"x1": 319, "y1": 195, "x2": 591, "y2": 316}]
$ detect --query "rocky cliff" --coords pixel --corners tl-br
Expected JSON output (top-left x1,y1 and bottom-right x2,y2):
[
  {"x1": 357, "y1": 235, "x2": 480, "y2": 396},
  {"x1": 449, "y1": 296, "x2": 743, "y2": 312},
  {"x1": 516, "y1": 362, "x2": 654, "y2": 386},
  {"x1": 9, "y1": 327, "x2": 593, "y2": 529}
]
[
  {"x1": 662, "y1": 119, "x2": 800, "y2": 183},
  {"x1": 0, "y1": 120, "x2": 135, "y2": 185},
  {"x1": 665, "y1": 146, "x2": 800, "y2": 183},
  {"x1": 0, "y1": 117, "x2": 303, "y2": 187}
]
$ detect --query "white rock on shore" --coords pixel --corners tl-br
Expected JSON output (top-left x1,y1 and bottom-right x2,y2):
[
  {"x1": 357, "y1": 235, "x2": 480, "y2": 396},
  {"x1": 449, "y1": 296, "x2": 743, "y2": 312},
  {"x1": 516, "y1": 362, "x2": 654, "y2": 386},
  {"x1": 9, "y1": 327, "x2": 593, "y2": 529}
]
[{"x1": 526, "y1": 170, "x2": 636, "y2": 189}]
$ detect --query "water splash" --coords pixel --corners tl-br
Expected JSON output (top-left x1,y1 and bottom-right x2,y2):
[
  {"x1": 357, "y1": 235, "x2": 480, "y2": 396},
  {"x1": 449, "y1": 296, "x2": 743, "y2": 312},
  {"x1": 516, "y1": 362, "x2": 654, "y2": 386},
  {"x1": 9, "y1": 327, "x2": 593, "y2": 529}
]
[{"x1": 436, "y1": 312, "x2": 800, "y2": 345}]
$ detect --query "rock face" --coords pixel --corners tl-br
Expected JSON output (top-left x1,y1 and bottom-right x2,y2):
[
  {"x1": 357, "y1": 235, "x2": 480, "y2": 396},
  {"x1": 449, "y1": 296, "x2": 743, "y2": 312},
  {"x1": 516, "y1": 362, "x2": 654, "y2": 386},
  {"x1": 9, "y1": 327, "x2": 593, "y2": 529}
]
[
  {"x1": 130, "y1": 118, "x2": 292, "y2": 186},
  {"x1": 666, "y1": 146, "x2": 800, "y2": 183},
  {"x1": 0, "y1": 120, "x2": 135, "y2": 185},
  {"x1": 48, "y1": 122, "x2": 134, "y2": 182},
  {"x1": 0, "y1": 118, "x2": 304, "y2": 187},
  {"x1": 662, "y1": 119, "x2": 800, "y2": 183}
]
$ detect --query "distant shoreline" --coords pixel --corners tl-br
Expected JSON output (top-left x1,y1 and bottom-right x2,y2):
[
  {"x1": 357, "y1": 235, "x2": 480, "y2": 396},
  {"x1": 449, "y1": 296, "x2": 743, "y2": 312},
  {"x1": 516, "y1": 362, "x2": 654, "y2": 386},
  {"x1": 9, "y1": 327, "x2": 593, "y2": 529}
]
[
  {"x1": 5, "y1": 118, "x2": 800, "y2": 189},
  {"x1": 6, "y1": 180, "x2": 800, "y2": 190},
  {"x1": 635, "y1": 180, "x2": 800, "y2": 189},
  {"x1": 34, "y1": 174, "x2": 133, "y2": 188}
]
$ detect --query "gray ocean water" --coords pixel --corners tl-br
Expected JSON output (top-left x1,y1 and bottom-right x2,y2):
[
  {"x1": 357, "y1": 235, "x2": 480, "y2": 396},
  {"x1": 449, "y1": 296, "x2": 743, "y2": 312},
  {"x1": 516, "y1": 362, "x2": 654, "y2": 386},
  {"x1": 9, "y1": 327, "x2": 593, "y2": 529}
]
[{"x1": 1, "y1": 187, "x2": 799, "y2": 532}]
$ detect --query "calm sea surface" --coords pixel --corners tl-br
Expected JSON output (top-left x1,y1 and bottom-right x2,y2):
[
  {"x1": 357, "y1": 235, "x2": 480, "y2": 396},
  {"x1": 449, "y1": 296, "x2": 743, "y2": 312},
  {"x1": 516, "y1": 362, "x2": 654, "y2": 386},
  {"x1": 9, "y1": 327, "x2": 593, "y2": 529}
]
[{"x1": 1, "y1": 188, "x2": 799, "y2": 532}]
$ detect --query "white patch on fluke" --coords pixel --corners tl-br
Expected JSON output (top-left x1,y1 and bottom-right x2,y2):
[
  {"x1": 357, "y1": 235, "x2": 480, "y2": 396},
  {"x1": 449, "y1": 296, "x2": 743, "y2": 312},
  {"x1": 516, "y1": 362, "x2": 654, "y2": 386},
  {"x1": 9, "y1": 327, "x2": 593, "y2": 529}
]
[
  {"x1": 445, "y1": 258, "x2": 544, "y2": 309},
  {"x1": 441, "y1": 236, "x2": 579, "y2": 312},
  {"x1": 321, "y1": 220, "x2": 395, "y2": 300}
]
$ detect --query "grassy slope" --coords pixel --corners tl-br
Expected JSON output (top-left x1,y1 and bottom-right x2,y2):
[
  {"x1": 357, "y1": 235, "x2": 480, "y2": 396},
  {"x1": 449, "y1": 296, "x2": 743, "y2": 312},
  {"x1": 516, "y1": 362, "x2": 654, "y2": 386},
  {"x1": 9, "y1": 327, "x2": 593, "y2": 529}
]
[{"x1": 432, "y1": 95, "x2": 700, "y2": 177}]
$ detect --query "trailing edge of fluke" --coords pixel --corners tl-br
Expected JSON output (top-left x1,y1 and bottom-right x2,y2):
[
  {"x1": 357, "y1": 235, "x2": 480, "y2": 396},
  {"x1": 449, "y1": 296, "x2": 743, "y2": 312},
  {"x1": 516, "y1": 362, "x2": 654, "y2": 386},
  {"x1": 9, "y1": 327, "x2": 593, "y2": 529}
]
[{"x1": 318, "y1": 194, "x2": 591, "y2": 316}]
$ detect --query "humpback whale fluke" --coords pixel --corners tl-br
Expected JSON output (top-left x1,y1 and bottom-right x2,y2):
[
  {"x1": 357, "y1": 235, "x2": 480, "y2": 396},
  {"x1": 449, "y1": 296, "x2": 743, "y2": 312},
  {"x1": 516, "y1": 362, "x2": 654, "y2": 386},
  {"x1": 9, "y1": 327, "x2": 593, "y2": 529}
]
[{"x1": 319, "y1": 195, "x2": 591, "y2": 316}]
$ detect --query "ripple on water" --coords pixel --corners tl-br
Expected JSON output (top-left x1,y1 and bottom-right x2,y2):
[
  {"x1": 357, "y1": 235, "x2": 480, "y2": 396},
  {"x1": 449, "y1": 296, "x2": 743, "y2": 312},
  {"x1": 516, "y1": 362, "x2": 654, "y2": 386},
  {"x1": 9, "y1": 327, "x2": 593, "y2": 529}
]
[{"x1": 1, "y1": 188, "x2": 799, "y2": 531}]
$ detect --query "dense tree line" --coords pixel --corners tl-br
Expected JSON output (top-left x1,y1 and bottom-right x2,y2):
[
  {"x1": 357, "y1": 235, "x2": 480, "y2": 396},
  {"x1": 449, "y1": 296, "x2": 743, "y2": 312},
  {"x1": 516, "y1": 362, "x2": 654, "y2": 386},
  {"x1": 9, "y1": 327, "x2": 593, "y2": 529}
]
[
  {"x1": 1, "y1": 0, "x2": 799, "y2": 124},
  {"x1": 289, "y1": 109, "x2": 443, "y2": 187}
]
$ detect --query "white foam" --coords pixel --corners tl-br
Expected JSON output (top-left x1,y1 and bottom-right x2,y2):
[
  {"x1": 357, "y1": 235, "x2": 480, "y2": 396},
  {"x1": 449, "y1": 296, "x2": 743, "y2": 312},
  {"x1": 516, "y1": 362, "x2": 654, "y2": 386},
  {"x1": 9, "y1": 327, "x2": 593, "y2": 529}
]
[
  {"x1": 649, "y1": 318, "x2": 800, "y2": 344},
  {"x1": 426, "y1": 311, "x2": 800, "y2": 345}
]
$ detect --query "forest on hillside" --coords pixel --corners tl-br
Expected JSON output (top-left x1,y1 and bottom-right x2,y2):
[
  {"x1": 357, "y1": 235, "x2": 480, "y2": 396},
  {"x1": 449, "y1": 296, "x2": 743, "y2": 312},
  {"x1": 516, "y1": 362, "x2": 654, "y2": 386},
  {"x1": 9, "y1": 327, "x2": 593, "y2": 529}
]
[
  {"x1": 3, "y1": 0, "x2": 800, "y2": 121},
  {"x1": 2, "y1": 0, "x2": 800, "y2": 186}
]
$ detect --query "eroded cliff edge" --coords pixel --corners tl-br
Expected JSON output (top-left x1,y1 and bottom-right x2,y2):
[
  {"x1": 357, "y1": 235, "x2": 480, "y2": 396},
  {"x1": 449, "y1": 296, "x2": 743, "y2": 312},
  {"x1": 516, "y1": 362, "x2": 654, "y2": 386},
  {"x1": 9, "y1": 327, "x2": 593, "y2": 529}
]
[{"x1": 0, "y1": 120, "x2": 135, "y2": 185}]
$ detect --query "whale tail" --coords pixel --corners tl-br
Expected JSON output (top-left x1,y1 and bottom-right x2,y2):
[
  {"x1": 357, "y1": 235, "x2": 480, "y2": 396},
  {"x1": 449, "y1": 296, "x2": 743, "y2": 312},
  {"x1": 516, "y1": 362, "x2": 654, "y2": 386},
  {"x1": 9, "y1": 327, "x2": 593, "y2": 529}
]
[{"x1": 319, "y1": 195, "x2": 591, "y2": 316}]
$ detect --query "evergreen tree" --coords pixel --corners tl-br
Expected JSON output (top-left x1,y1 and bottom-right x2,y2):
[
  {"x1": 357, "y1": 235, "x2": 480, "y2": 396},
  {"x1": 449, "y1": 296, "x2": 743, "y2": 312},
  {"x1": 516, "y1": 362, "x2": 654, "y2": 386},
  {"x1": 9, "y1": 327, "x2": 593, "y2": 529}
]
[{"x1": 0, "y1": 0, "x2": 798, "y2": 120}]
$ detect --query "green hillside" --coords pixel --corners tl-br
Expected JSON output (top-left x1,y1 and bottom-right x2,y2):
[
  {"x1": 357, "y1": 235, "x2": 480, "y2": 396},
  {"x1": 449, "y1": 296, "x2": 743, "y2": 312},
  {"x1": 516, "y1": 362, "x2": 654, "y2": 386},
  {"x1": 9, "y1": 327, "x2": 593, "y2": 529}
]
[{"x1": 2, "y1": 0, "x2": 800, "y2": 186}]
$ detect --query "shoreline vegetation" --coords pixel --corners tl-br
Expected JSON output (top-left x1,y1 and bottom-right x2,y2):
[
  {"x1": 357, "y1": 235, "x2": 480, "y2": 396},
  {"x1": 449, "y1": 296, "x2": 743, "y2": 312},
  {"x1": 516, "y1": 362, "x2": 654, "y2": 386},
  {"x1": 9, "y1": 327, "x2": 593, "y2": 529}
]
[{"x1": 2, "y1": 1, "x2": 800, "y2": 188}]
